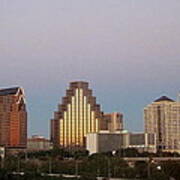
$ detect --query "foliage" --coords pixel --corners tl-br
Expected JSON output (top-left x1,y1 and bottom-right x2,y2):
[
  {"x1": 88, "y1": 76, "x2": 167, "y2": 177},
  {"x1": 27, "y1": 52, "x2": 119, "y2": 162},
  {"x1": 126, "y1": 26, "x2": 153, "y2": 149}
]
[{"x1": 1, "y1": 147, "x2": 180, "y2": 179}]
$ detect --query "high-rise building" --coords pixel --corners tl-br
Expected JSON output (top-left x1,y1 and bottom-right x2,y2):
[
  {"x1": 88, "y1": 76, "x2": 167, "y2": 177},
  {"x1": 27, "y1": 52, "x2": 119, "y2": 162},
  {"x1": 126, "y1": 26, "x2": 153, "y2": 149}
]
[
  {"x1": 144, "y1": 95, "x2": 180, "y2": 153},
  {"x1": 103, "y1": 112, "x2": 123, "y2": 132},
  {"x1": 51, "y1": 81, "x2": 103, "y2": 148},
  {"x1": 0, "y1": 87, "x2": 27, "y2": 149}
]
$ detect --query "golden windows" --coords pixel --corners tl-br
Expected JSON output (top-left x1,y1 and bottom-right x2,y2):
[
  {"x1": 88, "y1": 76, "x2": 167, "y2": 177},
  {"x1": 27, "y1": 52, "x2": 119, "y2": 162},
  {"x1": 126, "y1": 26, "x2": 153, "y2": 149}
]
[{"x1": 56, "y1": 82, "x2": 102, "y2": 147}]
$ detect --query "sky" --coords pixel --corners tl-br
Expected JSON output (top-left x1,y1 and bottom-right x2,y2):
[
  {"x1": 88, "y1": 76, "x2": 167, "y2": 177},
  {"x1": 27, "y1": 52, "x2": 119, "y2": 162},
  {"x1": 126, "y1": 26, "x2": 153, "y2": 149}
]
[{"x1": 0, "y1": 0, "x2": 180, "y2": 137}]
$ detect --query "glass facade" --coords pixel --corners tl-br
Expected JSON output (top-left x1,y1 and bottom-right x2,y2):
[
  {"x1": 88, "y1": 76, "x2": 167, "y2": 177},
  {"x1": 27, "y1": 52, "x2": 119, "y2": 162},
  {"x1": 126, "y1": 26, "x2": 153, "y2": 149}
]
[{"x1": 51, "y1": 81, "x2": 103, "y2": 148}]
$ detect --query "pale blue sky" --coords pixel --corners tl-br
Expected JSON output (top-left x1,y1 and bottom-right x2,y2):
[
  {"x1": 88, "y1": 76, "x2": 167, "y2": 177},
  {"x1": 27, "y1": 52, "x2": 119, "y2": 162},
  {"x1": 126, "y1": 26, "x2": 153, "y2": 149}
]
[{"x1": 0, "y1": 0, "x2": 180, "y2": 137}]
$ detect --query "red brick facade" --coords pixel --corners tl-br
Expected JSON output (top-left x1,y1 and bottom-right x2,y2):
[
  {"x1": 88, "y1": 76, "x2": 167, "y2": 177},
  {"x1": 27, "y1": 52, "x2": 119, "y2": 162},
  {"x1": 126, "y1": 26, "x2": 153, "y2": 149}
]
[{"x1": 0, "y1": 87, "x2": 27, "y2": 148}]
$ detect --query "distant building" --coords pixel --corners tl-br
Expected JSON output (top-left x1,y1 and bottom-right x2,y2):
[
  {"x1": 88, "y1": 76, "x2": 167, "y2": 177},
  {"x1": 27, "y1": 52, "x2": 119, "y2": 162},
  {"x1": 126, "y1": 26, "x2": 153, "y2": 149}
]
[
  {"x1": 51, "y1": 81, "x2": 104, "y2": 148},
  {"x1": 128, "y1": 133, "x2": 156, "y2": 153},
  {"x1": 103, "y1": 112, "x2": 123, "y2": 132},
  {"x1": 86, "y1": 131, "x2": 156, "y2": 155},
  {"x1": 0, "y1": 87, "x2": 27, "y2": 149},
  {"x1": 87, "y1": 131, "x2": 124, "y2": 154},
  {"x1": 27, "y1": 135, "x2": 52, "y2": 151},
  {"x1": 144, "y1": 95, "x2": 180, "y2": 153}
]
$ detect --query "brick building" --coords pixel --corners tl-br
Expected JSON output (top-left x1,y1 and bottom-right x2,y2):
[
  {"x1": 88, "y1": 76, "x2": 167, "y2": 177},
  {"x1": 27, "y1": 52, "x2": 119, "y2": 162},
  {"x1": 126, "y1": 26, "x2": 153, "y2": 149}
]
[{"x1": 0, "y1": 87, "x2": 27, "y2": 149}]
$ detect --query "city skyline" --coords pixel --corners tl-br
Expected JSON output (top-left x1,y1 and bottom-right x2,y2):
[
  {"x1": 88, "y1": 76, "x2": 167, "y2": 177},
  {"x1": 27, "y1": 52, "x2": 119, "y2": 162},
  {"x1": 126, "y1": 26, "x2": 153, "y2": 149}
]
[
  {"x1": 0, "y1": 83, "x2": 179, "y2": 139},
  {"x1": 0, "y1": 0, "x2": 180, "y2": 137}
]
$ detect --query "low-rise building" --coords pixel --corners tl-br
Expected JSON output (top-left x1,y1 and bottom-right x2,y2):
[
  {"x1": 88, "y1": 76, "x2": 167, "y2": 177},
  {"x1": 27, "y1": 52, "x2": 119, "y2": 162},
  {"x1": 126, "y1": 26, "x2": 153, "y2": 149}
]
[
  {"x1": 86, "y1": 131, "x2": 156, "y2": 155},
  {"x1": 27, "y1": 135, "x2": 52, "y2": 151},
  {"x1": 87, "y1": 131, "x2": 124, "y2": 154},
  {"x1": 128, "y1": 132, "x2": 156, "y2": 153}
]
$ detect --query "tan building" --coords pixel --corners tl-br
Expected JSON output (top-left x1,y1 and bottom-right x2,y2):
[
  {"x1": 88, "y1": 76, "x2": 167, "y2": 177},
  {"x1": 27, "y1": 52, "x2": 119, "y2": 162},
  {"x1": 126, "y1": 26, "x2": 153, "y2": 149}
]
[
  {"x1": 0, "y1": 87, "x2": 27, "y2": 149},
  {"x1": 103, "y1": 112, "x2": 123, "y2": 132},
  {"x1": 27, "y1": 135, "x2": 52, "y2": 151},
  {"x1": 51, "y1": 81, "x2": 103, "y2": 148},
  {"x1": 144, "y1": 95, "x2": 180, "y2": 153}
]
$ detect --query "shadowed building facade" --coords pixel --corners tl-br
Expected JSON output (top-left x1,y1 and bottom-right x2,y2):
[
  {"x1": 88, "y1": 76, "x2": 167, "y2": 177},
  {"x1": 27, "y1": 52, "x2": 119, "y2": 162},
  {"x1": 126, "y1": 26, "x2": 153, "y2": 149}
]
[
  {"x1": 86, "y1": 131, "x2": 156, "y2": 155},
  {"x1": 0, "y1": 87, "x2": 27, "y2": 149},
  {"x1": 27, "y1": 135, "x2": 52, "y2": 151},
  {"x1": 51, "y1": 81, "x2": 103, "y2": 148},
  {"x1": 103, "y1": 112, "x2": 123, "y2": 132},
  {"x1": 144, "y1": 96, "x2": 180, "y2": 153}
]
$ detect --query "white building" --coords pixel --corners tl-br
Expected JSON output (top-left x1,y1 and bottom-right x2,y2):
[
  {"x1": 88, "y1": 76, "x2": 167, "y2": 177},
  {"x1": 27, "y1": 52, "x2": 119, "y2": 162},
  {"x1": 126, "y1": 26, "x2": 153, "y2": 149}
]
[{"x1": 86, "y1": 131, "x2": 156, "y2": 155}]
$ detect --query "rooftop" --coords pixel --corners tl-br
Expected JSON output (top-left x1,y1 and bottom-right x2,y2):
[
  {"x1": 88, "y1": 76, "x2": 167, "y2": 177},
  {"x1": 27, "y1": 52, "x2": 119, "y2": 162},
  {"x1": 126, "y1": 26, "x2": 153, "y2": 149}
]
[
  {"x1": 154, "y1": 96, "x2": 175, "y2": 102},
  {"x1": 0, "y1": 87, "x2": 20, "y2": 96},
  {"x1": 70, "y1": 81, "x2": 89, "y2": 88}
]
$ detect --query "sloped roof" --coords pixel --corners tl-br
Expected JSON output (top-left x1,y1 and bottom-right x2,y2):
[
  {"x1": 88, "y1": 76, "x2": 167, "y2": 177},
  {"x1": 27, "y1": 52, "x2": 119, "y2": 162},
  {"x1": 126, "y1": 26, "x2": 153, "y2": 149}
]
[
  {"x1": 0, "y1": 87, "x2": 19, "y2": 96},
  {"x1": 154, "y1": 96, "x2": 174, "y2": 102}
]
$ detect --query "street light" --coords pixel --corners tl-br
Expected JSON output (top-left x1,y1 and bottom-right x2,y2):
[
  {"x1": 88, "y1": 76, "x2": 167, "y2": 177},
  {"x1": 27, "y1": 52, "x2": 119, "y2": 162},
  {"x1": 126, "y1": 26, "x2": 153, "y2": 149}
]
[
  {"x1": 48, "y1": 156, "x2": 52, "y2": 174},
  {"x1": 17, "y1": 155, "x2": 20, "y2": 173},
  {"x1": 157, "y1": 165, "x2": 162, "y2": 171},
  {"x1": 107, "y1": 150, "x2": 116, "y2": 179},
  {"x1": 0, "y1": 146, "x2": 5, "y2": 168},
  {"x1": 75, "y1": 160, "x2": 79, "y2": 178}
]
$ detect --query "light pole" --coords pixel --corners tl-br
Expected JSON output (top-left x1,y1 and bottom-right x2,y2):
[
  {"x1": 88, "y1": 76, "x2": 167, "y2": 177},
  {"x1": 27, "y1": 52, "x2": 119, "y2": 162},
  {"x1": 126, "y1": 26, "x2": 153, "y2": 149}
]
[
  {"x1": 75, "y1": 160, "x2": 78, "y2": 177},
  {"x1": 96, "y1": 155, "x2": 100, "y2": 178},
  {"x1": 107, "y1": 157, "x2": 111, "y2": 179},
  {"x1": 147, "y1": 157, "x2": 153, "y2": 179},
  {"x1": 48, "y1": 156, "x2": 52, "y2": 174},
  {"x1": 17, "y1": 155, "x2": 20, "y2": 173},
  {"x1": 0, "y1": 157, "x2": 4, "y2": 169},
  {"x1": 25, "y1": 150, "x2": 28, "y2": 161}
]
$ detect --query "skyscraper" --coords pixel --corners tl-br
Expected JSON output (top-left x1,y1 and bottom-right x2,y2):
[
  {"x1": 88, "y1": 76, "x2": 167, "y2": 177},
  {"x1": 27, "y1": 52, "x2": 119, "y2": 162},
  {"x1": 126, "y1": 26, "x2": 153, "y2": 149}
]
[
  {"x1": 144, "y1": 95, "x2": 180, "y2": 153},
  {"x1": 51, "y1": 81, "x2": 103, "y2": 148},
  {"x1": 0, "y1": 87, "x2": 27, "y2": 149}
]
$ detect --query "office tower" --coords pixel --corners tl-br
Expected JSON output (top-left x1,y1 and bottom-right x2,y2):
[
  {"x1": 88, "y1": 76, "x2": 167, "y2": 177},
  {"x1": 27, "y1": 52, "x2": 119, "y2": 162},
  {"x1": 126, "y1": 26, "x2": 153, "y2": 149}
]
[
  {"x1": 144, "y1": 95, "x2": 180, "y2": 153},
  {"x1": 103, "y1": 112, "x2": 123, "y2": 132},
  {"x1": 51, "y1": 81, "x2": 103, "y2": 148},
  {"x1": 0, "y1": 87, "x2": 27, "y2": 148}
]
